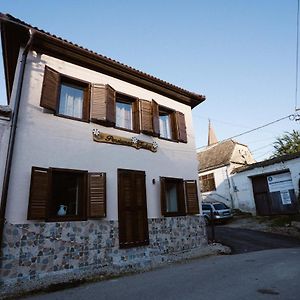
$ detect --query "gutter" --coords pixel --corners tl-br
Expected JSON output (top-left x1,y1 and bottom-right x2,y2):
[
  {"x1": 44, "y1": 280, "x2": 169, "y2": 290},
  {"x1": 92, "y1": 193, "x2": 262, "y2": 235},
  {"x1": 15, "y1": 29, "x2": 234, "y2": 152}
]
[
  {"x1": 0, "y1": 28, "x2": 34, "y2": 248},
  {"x1": 0, "y1": 13, "x2": 205, "y2": 108}
]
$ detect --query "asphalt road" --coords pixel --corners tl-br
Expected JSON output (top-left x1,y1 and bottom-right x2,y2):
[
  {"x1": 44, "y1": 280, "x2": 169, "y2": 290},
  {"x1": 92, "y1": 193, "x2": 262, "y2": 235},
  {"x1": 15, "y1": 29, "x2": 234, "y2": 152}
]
[
  {"x1": 22, "y1": 247, "x2": 300, "y2": 300},
  {"x1": 207, "y1": 226, "x2": 300, "y2": 254}
]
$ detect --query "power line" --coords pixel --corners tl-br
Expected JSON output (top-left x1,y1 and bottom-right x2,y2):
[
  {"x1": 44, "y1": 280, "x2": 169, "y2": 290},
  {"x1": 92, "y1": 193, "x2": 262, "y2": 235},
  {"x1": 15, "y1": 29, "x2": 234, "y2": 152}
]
[
  {"x1": 196, "y1": 114, "x2": 292, "y2": 150},
  {"x1": 254, "y1": 149, "x2": 273, "y2": 160},
  {"x1": 251, "y1": 143, "x2": 273, "y2": 153}
]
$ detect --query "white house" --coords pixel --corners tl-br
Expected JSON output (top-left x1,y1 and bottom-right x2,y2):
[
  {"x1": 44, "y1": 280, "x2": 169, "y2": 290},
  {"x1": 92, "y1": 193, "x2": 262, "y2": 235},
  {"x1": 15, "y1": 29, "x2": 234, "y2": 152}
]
[
  {"x1": 0, "y1": 14, "x2": 207, "y2": 294},
  {"x1": 198, "y1": 138, "x2": 255, "y2": 208},
  {"x1": 231, "y1": 153, "x2": 300, "y2": 215}
]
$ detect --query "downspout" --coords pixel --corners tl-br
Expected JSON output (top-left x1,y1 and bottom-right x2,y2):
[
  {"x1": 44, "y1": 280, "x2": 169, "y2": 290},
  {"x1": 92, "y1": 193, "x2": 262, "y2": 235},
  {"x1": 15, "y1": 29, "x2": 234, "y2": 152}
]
[
  {"x1": 225, "y1": 166, "x2": 234, "y2": 209},
  {"x1": 0, "y1": 29, "x2": 35, "y2": 248}
]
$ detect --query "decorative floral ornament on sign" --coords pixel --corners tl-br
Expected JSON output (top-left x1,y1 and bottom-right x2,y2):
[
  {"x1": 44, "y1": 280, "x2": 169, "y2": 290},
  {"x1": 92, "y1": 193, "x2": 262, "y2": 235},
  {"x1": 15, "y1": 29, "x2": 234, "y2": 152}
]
[
  {"x1": 92, "y1": 129, "x2": 158, "y2": 153},
  {"x1": 92, "y1": 128, "x2": 100, "y2": 136},
  {"x1": 131, "y1": 137, "x2": 138, "y2": 144}
]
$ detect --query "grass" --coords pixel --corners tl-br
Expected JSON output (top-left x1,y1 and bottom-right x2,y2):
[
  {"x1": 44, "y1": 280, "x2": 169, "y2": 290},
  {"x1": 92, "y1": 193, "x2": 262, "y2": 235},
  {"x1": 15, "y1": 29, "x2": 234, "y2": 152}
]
[{"x1": 270, "y1": 214, "x2": 300, "y2": 227}]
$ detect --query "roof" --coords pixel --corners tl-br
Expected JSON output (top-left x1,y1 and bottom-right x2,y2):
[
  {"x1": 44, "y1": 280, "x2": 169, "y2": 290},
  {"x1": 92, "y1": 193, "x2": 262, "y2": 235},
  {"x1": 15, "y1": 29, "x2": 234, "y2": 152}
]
[
  {"x1": 0, "y1": 13, "x2": 205, "y2": 108},
  {"x1": 198, "y1": 140, "x2": 237, "y2": 172},
  {"x1": 232, "y1": 151, "x2": 300, "y2": 174}
]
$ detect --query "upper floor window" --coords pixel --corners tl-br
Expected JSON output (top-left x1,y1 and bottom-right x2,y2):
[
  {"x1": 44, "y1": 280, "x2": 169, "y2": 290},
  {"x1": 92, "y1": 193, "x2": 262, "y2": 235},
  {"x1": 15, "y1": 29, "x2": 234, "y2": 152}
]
[
  {"x1": 40, "y1": 66, "x2": 187, "y2": 142},
  {"x1": 116, "y1": 96, "x2": 133, "y2": 130},
  {"x1": 40, "y1": 66, "x2": 90, "y2": 122},
  {"x1": 159, "y1": 111, "x2": 172, "y2": 140},
  {"x1": 59, "y1": 83, "x2": 84, "y2": 119}
]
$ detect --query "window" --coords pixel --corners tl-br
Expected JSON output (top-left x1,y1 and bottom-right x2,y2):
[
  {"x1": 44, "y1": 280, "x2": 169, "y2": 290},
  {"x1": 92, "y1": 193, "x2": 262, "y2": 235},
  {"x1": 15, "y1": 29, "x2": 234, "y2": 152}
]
[
  {"x1": 158, "y1": 106, "x2": 187, "y2": 142},
  {"x1": 159, "y1": 111, "x2": 172, "y2": 140},
  {"x1": 40, "y1": 66, "x2": 90, "y2": 122},
  {"x1": 118, "y1": 169, "x2": 149, "y2": 248},
  {"x1": 115, "y1": 93, "x2": 139, "y2": 132},
  {"x1": 50, "y1": 169, "x2": 86, "y2": 219},
  {"x1": 116, "y1": 100, "x2": 133, "y2": 130},
  {"x1": 202, "y1": 204, "x2": 212, "y2": 211},
  {"x1": 27, "y1": 167, "x2": 106, "y2": 221},
  {"x1": 160, "y1": 177, "x2": 199, "y2": 216},
  {"x1": 40, "y1": 66, "x2": 187, "y2": 142},
  {"x1": 199, "y1": 173, "x2": 216, "y2": 192},
  {"x1": 160, "y1": 177, "x2": 186, "y2": 217},
  {"x1": 58, "y1": 83, "x2": 84, "y2": 119},
  {"x1": 158, "y1": 107, "x2": 175, "y2": 140}
]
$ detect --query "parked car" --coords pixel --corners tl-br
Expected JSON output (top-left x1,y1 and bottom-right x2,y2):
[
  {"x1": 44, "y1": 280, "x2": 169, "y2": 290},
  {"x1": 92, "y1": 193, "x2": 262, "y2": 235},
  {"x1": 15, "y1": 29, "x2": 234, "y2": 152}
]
[{"x1": 201, "y1": 201, "x2": 233, "y2": 224}]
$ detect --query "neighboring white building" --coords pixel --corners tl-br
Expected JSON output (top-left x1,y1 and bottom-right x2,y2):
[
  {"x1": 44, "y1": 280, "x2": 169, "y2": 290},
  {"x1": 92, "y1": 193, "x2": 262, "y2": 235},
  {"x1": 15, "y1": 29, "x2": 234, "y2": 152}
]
[
  {"x1": 197, "y1": 139, "x2": 255, "y2": 208},
  {"x1": 231, "y1": 153, "x2": 300, "y2": 215},
  {"x1": 0, "y1": 14, "x2": 207, "y2": 294}
]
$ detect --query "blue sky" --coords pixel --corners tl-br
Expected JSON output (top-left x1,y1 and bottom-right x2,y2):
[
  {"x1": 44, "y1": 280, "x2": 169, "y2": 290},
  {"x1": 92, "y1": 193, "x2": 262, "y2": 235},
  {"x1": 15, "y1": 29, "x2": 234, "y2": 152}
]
[{"x1": 0, "y1": 0, "x2": 299, "y2": 160}]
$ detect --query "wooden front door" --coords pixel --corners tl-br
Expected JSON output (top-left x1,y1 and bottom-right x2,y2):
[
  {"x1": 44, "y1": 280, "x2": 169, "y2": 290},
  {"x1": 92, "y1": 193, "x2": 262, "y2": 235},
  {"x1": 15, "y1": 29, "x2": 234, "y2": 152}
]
[
  {"x1": 252, "y1": 176, "x2": 272, "y2": 216},
  {"x1": 252, "y1": 173, "x2": 299, "y2": 216},
  {"x1": 118, "y1": 169, "x2": 149, "y2": 248}
]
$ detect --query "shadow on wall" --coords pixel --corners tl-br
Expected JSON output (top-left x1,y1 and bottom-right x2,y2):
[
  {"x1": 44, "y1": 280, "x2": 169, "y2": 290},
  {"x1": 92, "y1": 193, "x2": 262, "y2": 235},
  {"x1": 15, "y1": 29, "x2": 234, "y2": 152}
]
[{"x1": 201, "y1": 178, "x2": 233, "y2": 208}]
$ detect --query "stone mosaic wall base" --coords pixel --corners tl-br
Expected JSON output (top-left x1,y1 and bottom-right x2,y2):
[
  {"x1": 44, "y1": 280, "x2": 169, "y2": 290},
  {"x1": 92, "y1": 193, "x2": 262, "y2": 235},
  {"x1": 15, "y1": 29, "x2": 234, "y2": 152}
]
[{"x1": 0, "y1": 216, "x2": 207, "y2": 297}]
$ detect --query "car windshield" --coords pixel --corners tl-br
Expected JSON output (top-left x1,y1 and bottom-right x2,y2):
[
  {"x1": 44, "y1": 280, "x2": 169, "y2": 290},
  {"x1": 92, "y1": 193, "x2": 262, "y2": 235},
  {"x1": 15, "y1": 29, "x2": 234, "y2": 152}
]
[{"x1": 213, "y1": 203, "x2": 228, "y2": 210}]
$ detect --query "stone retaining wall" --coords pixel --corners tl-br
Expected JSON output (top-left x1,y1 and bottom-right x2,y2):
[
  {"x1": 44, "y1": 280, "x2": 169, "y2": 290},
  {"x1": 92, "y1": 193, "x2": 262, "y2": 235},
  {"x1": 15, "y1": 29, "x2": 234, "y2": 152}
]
[{"x1": 0, "y1": 216, "x2": 207, "y2": 295}]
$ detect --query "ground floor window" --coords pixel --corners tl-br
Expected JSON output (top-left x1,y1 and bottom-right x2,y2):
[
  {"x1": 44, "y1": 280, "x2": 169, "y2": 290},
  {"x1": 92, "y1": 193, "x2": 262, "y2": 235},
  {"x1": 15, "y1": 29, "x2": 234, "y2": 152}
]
[
  {"x1": 161, "y1": 177, "x2": 200, "y2": 216},
  {"x1": 50, "y1": 169, "x2": 86, "y2": 219},
  {"x1": 160, "y1": 177, "x2": 186, "y2": 216},
  {"x1": 118, "y1": 169, "x2": 149, "y2": 248},
  {"x1": 27, "y1": 166, "x2": 106, "y2": 221},
  {"x1": 199, "y1": 173, "x2": 216, "y2": 192}
]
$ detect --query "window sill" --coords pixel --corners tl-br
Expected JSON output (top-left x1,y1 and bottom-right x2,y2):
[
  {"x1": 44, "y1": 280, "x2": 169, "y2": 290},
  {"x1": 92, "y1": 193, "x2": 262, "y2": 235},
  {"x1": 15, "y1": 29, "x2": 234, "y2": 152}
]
[
  {"x1": 158, "y1": 136, "x2": 178, "y2": 143},
  {"x1": 163, "y1": 212, "x2": 186, "y2": 217},
  {"x1": 119, "y1": 239, "x2": 149, "y2": 249},
  {"x1": 46, "y1": 215, "x2": 87, "y2": 222},
  {"x1": 55, "y1": 113, "x2": 89, "y2": 123},
  {"x1": 114, "y1": 126, "x2": 139, "y2": 134}
]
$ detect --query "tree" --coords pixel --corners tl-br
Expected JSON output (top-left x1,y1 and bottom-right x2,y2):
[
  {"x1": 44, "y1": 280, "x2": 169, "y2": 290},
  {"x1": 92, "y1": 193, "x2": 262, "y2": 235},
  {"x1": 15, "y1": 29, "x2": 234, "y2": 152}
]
[{"x1": 272, "y1": 130, "x2": 300, "y2": 157}]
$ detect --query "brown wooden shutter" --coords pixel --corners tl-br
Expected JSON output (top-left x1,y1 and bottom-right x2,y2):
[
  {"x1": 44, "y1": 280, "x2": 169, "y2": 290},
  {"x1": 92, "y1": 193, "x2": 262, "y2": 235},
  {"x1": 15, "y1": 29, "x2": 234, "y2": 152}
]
[
  {"x1": 27, "y1": 167, "x2": 49, "y2": 220},
  {"x1": 152, "y1": 100, "x2": 160, "y2": 137},
  {"x1": 88, "y1": 172, "x2": 106, "y2": 218},
  {"x1": 118, "y1": 170, "x2": 135, "y2": 248},
  {"x1": 140, "y1": 100, "x2": 153, "y2": 135},
  {"x1": 176, "y1": 111, "x2": 187, "y2": 143},
  {"x1": 160, "y1": 177, "x2": 166, "y2": 216},
  {"x1": 134, "y1": 171, "x2": 149, "y2": 245},
  {"x1": 82, "y1": 84, "x2": 91, "y2": 122},
  {"x1": 91, "y1": 84, "x2": 116, "y2": 126},
  {"x1": 185, "y1": 180, "x2": 200, "y2": 214},
  {"x1": 177, "y1": 179, "x2": 186, "y2": 215},
  {"x1": 132, "y1": 99, "x2": 140, "y2": 133},
  {"x1": 171, "y1": 112, "x2": 179, "y2": 141},
  {"x1": 40, "y1": 66, "x2": 60, "y2": 111}
]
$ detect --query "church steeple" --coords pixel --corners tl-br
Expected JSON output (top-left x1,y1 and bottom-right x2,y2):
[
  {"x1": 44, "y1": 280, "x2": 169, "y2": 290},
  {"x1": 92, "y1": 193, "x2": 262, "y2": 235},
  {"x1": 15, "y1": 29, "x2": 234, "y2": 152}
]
[{"x1": 208, "y1": 119, "x2": 218, "y2": 146}]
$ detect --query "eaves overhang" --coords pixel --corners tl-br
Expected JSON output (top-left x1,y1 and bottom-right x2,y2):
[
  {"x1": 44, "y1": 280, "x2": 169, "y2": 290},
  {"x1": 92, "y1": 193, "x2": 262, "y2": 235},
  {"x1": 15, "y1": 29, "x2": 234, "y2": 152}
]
[{"x1": 0, "y1": 13, "x2": 206, "y2": 107}]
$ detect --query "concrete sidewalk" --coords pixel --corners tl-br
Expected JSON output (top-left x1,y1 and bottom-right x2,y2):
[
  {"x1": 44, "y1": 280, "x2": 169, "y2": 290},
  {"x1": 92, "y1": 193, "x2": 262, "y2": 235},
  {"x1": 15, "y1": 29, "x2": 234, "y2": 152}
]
[{"x1": 20, "y1": 247, "x2": 300, "y2": 300}]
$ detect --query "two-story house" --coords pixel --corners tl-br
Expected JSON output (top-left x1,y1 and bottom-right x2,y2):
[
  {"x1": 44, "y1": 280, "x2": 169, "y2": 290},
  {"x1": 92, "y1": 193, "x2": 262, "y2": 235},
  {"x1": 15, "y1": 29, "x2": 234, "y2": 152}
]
[
  {"x1": 198, "y1": 134, "x2": 255, "y2": 208},
  {"x1": 0, "y1": 14, "x2": 206, "y2": 294}
]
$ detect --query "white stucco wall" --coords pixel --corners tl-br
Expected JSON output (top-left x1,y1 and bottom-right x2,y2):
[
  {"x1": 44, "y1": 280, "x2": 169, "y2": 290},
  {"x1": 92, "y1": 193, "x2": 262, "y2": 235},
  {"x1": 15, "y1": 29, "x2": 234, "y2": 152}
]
[
  {"x1": 231, "y1": 157, "x2": 300, "y2": 214},
  {"x1": 5, "y1": 49, "x2": 201, "y2": 224},
  {"x1": 199, "y1": 166, "x2": 233, "y2": 207},
  {"x1": 0, "y1": 118, "x2": 10, "y2": 198},
  {"x1": 230, "y1": 144, "x2": 255, "y2": 167}
]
